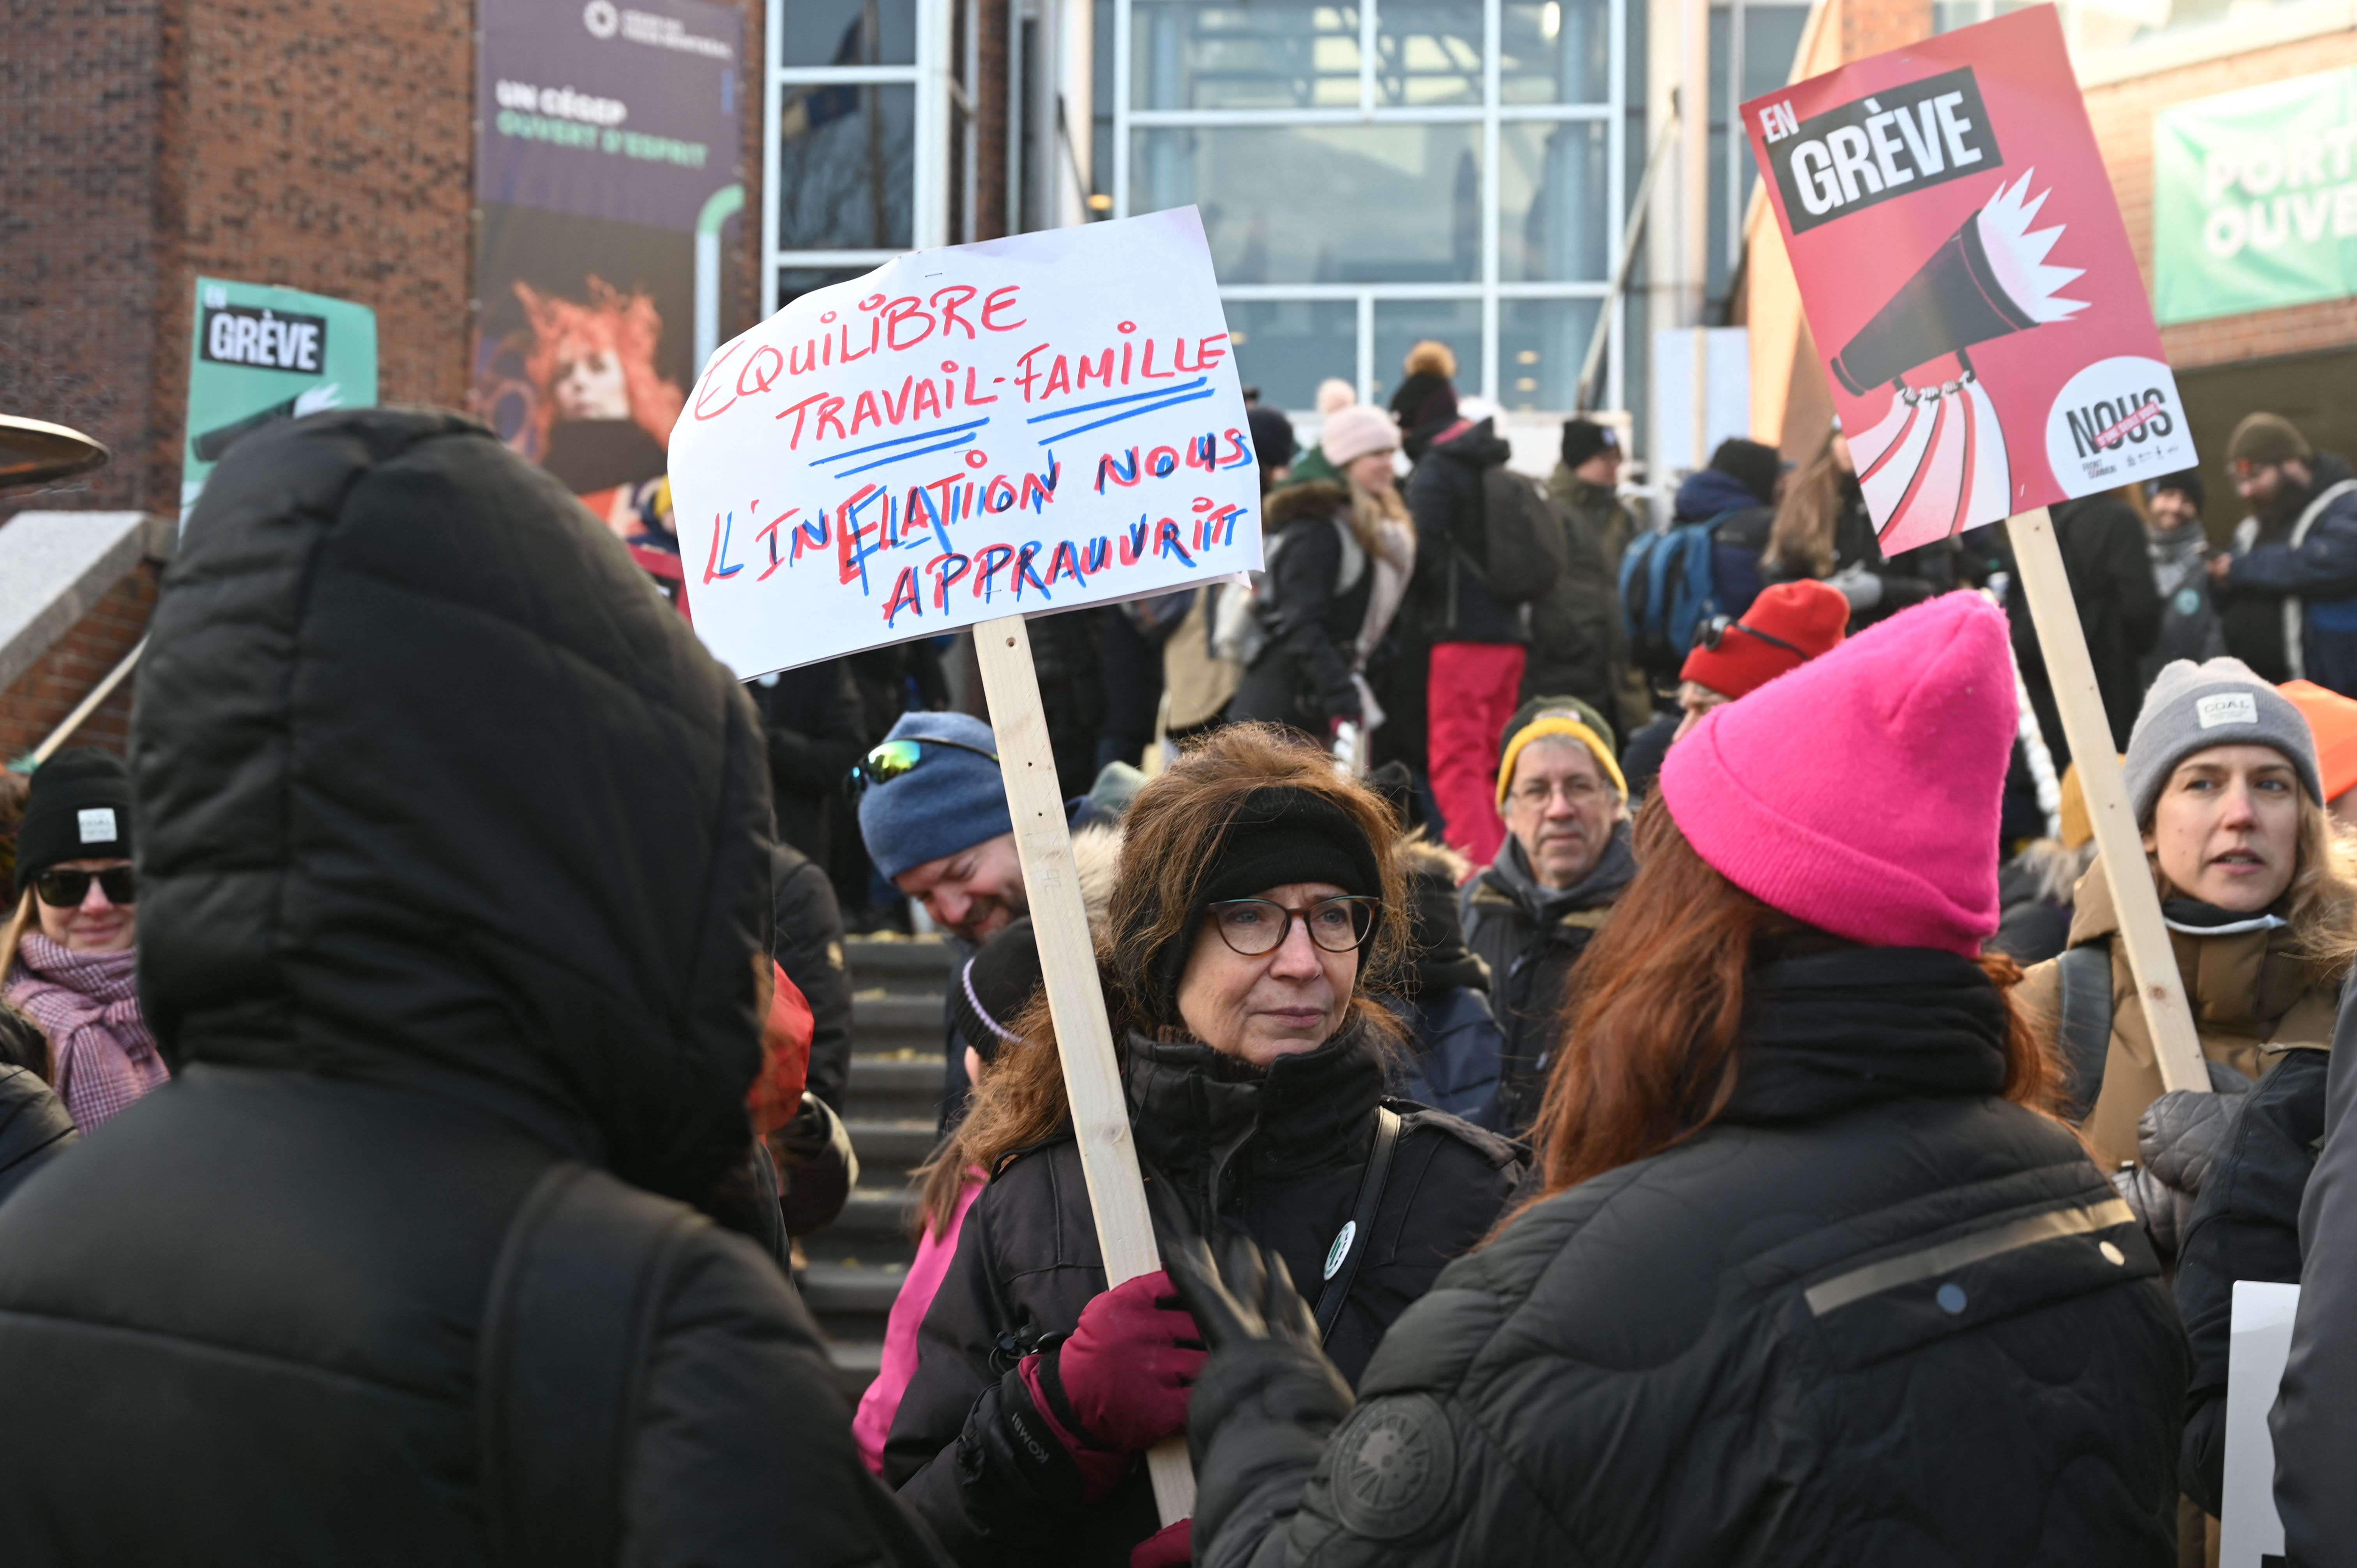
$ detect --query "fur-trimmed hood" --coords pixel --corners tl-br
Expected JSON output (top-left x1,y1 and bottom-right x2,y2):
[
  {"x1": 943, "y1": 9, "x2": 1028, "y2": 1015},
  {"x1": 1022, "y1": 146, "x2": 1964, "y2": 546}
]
[{"x1": 1265, "y1": 480, "x2": 1346, "y2": 531}]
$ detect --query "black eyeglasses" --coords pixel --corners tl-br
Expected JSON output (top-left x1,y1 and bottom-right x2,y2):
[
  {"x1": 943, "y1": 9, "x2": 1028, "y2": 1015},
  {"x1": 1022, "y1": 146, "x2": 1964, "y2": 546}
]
[
  {"x1": 1696, "y1": 615, "x2": 1804, "y2": 657},
  {"x1": 843, "y1": 736, "x2": 1000, "y2": 797},
  {"x1": 33, "y1": 866, "x2": 136, "y2": 909},
  {"x1": 1206, "y1": 896, "x2": 1380, "y2": 957}
]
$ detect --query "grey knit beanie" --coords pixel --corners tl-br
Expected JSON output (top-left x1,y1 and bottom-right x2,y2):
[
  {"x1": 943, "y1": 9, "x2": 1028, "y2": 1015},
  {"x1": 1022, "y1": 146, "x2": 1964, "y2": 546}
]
[{"x1": 2124, "y1": 658, "x2": 2321, "y2": 824}]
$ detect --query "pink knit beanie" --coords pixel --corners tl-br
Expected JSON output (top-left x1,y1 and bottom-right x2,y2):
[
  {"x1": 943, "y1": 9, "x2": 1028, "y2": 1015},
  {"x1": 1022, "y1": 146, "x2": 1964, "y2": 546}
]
[
  {"x1": 1320, "y1": 404, "x2": 1399, "y2": 468},
  {"x1": 1658, "y1": 591, "x2": 2013, "y2": 956}
]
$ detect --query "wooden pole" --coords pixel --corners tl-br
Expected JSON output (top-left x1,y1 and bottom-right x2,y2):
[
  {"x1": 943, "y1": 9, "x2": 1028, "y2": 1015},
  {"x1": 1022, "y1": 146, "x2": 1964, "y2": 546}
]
[
  {"x1": 972, "y1": 613, "x2": 1198, "y2": 1524},
  {"x1": 2005, "y1": 507, "x2": 2209, "y2": 1095}
]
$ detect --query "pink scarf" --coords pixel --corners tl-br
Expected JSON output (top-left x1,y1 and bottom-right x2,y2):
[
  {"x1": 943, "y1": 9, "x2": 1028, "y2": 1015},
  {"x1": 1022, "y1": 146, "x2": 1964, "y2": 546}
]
[{"x1": 7, "y1": 933, "x2": 168, "y2": 1132}]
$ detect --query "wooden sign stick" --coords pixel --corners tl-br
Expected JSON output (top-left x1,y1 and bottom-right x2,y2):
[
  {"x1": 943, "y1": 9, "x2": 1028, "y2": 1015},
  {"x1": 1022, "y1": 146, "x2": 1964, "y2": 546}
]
[
  {"x1": 972, "y1": 613, "x2": 1198, "y2": 1524},
  {"x1": 2006, "y1": 507, "x2": 2210, "y2": 1095}
]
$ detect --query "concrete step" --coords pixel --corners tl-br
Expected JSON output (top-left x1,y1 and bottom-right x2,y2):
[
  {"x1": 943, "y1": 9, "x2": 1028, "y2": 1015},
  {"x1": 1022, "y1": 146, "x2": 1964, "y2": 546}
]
[
  {"x1": 845, "y1": 1118, "x2": 941, "y2": 1176},
  {"x1": 832, "y1": 1184, "x2": 920, "y2": 1239},
  {"x1": 839, "y1": 1052, "x2": 942, "y2": 1124},
  {"x1": 845, "y1": 936, "x2": 958, "y2": 994},
  {"x1": 827, "y1": 1339, "x2": 883, "y2": 1403},
  {"x1": 850, "y1": 992, "x2": 946, "y2": 1059}
]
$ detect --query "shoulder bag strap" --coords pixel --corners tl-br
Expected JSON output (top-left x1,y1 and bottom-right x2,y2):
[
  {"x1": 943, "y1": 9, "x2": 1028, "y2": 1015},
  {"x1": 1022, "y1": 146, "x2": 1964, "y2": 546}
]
[
  {"x1": 478, "y1": 1162, "x2": 700, "y2": 1568},
  {"x1": 2054, "y1": 941, "x2": 2116, "y2": 1124},
  {"x1": 1314, "y1": 1105, "x2": 1404, "y2": 1344}
]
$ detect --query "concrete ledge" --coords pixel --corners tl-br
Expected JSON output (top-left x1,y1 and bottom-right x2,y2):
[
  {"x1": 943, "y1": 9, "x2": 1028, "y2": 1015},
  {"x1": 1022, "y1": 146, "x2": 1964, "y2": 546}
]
[{"x1": 0, "y1": 512, "x2": 174, "y2": 696}]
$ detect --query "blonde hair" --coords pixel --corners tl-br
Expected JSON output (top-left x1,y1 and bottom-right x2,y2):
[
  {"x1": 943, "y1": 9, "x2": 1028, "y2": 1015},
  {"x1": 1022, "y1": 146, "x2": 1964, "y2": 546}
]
[
  {"x1": 1762, "y1": 427, "x2": 1846, "y2": 579},
  {"x1": 2145, "y1": 792, "x2": 2357, "y2": 977}
]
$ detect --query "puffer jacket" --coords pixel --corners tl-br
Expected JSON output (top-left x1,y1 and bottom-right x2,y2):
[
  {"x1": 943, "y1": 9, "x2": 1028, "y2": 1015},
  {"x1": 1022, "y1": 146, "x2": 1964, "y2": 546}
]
[
  {"x1": 1229, "y1": 481, "x2": 1376, "y2": 731},
  {"x1": 1523, "y1": 468, "x2": 1632, "y2": 725},
  {"x1": 2274, "y1": 982, "x2": 2357, "y2": 1562},
  {"x1": 1386, "y1": 837, "x2": 1505, "y2": 1123},
  {"x1": 1462, "y1": 821, "x2": 1636, "y2": 1135},
  {"x1": 0, "y1": 410, "x2": 935, "y2": 1568},
  {"x1": 1184, "y1": 948, "x2": 2187, "y2": 1568},
  {"x1": 883, "y1": 1025, "x2": 1523, "y2": 1568},
  {"x1": 1408, "y1": 419, "x2": 1525, "y2": 646},
  {"x1": 2016, "y1": 863, "x2": 2345, "y2": 1168},
  {"x1": 0, "y1": 1065, "x2": 74, "y2": 1207}
]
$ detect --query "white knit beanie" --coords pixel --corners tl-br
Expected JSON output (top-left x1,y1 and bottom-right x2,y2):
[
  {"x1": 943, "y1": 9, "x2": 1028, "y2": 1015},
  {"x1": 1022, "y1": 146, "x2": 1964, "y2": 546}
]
[{"x1": 1320, "y1": 404, "x2": 1398, "y2": 468}]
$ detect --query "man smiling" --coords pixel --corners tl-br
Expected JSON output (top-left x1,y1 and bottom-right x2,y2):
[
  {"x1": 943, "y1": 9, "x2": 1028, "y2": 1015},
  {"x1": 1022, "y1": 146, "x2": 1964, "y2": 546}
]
[{"x1": 1462, "y1": 697, "x2": 1636, "y2": 1134}]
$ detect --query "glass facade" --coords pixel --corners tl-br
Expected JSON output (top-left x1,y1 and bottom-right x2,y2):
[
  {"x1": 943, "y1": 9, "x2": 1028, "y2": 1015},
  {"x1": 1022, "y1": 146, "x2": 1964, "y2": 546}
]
[{"x1": 1114, "y1": 0, "x2": 1634, "y2": 415}]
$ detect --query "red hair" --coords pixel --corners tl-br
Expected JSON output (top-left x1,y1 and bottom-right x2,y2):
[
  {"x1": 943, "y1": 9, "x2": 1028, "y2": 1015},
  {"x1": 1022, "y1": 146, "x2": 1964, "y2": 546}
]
[
  {"x1": 1514, "y1": 795, "x2": 2057, "y2": 1213},
  {"x1": 512, "y1": 277, "x2": 686, "y2": 452}
]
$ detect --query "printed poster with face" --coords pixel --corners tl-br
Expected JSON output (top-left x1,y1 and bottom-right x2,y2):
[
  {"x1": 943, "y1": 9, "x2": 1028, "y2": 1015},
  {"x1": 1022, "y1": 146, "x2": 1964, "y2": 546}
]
[
  {"x1": 472, "y1": 0, "x2": 745, "y2": 570},
  {"x1": 1742, "y1": 5, "x2": 2194, "y2": 554},
  {"x1": 666, "y1": 207, "x2": 1262, "y2": 678}
]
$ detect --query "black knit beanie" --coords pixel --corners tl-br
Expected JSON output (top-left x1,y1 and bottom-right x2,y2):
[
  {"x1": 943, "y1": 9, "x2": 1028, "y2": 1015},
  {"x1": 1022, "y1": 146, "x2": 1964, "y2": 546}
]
[
  {"x1": 1709, "y1": 437, "x2": 1783, "y2": 506},
  {"x1": 952, "y1": 917, "x2": 1043, "y2": 1065},
  {"x1": 1150, "y1": 786, "x2": 1383, "y2": 1020},
  {"x1": 15, "y1": 748, "x2": 132, "y2": 886}
]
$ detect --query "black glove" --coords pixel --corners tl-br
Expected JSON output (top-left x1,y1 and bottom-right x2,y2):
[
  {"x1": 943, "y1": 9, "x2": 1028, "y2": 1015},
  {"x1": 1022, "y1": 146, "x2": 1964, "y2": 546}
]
[
  {"x1": 771, "y1": 1093, "x2": 857, "y2": 1237},
  {"x1": 2112, "y1": 1060, "x2": 2252, "y2": 1258},
  {"x1": 1164, "y1": 1230, "x2": 1324, "y2": 1353}
]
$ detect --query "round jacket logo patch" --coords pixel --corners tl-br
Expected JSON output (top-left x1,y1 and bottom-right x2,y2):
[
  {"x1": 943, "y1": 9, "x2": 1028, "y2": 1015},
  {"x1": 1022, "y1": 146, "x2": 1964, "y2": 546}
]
[{"x1": 1330, "y1": 1393, "x2": 1457, "y2": 1539}]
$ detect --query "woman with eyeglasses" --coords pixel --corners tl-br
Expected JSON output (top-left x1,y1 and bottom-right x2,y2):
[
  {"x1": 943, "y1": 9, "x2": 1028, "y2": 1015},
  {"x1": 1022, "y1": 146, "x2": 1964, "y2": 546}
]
[
  {"x1": 0, "y1": 749, "x2": 165, "y2": 1131},
  {"x1": 881, "y1": 723, "x2": 1522, "y2": 1568}
]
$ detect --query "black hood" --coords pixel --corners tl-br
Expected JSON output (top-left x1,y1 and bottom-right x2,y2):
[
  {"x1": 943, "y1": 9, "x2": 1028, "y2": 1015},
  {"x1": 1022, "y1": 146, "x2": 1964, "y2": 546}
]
[
  {"x1": 1428, "y1": 416, "x2": 1511, "y2": 470},
  {"x1": 134, "y1": 407, "x2": 774, "y2": 1208}
]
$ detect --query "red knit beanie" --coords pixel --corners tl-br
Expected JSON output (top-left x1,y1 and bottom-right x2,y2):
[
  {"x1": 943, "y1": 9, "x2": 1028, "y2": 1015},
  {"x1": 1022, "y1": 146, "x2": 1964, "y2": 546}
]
[
  {"x1": 1659, "y1": 591, "x2": 2013, "y2": 955},
  {"x1": 1679, "y1": 580, "x2": 1851, "y2": 699}
]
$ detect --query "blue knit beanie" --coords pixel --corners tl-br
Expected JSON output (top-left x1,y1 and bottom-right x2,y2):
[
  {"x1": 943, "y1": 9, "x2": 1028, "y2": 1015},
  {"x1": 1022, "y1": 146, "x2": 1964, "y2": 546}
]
[{"x1": 857, "y1": 711, "x2": 1014, "y2": 881}]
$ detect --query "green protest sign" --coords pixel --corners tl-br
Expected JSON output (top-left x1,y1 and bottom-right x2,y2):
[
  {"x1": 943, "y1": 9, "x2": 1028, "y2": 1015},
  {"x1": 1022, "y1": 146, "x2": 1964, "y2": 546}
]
[
  {"x1": 182, "y1": 277, "x2": 378, "y2": 517},
  {"x1": 2153, "y1": 67, "x2": 2357, "y2": 326}
]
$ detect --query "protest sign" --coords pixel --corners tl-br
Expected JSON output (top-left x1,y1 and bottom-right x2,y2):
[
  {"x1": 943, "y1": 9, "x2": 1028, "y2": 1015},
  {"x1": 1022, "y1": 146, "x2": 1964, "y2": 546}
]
[
  {"x1": 1742, "y1": 5, "x2": 2194, "y2": 556},
  {"x1": 181, "y1": 278, "x2": 377, "y2": 520},
  {"x1": 2220, "y1": 1280, "x2": 2299, "y2": 1568},
  {"x1": 1743, "y1": 6, "x2": 2209, "y2": 1095},
  {"x1": 2154, "y1": 66, "x2": 2357, "y2": 327},
  {"x1": 666, "y1": 206, "x2": 1261, "y2": 679}
]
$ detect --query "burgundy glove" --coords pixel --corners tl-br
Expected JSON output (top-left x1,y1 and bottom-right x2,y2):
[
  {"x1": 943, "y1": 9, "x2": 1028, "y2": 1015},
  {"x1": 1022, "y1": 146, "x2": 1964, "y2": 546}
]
[
  {"x1": 1019, "y1": 1269, "x2": 1207, "y2": 1497},
  {"x1": 1131, "y1": 1519, "x2": 1191, "y2": 1568}
]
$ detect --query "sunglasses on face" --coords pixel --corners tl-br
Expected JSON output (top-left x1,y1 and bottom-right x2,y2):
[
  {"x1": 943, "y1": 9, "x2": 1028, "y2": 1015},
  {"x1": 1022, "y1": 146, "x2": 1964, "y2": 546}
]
[
  {"x1": 843, "y1": 736, "x2": 1001, "y2": 797},
  {"x1": 1206, "y1": 896, "x2": 1379, "y2": 957},
  {"x1": 34, "y1": 866, "x2": 136, "y2": 909},
  {"x1": 1696, "y1": 615, "x2": 1804, "y2": 657}
]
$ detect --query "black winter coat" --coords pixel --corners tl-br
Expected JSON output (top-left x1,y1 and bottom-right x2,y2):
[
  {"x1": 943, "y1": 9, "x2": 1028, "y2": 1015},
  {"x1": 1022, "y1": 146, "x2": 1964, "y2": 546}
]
[
  {"x1": 775, "y1": 840, "x2": 855, "y2": 1109},
  {"x1": 1186, "y1": 949, "x2": 2188, "y2": 1568},
  {"x1": 1978, "y1": 496, "x2": 2162, "y2": 765},
  {"x1": 1230, "y1": 482, "x2": 1376, "y2": 731},
  {"x1": 0, "y1": 410, "x2": 936, "y2": 1568},
  {"x1": 1462, "y1": 823, "x2": 1635, "y2": 1135},
  {"x1": 1408, "y1": 420, "x2": 1526, "y2": 646},
  {"x1": 748, "y1": 657, "x2": 868, "y2": 865},
  {"x1": 884, "y1": 1026, "x2": 1522, "y2": 1568},
  {"x1": 1523, "y1": 470, "x2": 1632, "y2": 722},
  {"x1": 0, "y1": 1065, "x2": 73, "y2": 1207},
  {"x1": 2173, "y1": 1045, "x2": 2328, "y2": 1514},
  {"x1": 2274, "y1": 985, "x2": 2357, "y2": 1563}
]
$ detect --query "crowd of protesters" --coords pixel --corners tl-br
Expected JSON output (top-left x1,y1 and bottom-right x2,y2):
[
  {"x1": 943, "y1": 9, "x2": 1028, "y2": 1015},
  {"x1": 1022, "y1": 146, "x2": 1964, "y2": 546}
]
[{"x1": 0, "y1": 369, "x2": 2355, "y2": 1568}]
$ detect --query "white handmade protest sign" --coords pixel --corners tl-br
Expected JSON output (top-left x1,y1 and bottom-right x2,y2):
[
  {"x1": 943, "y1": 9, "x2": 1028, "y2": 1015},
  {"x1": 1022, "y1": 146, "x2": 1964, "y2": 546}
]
[
  {"x1": 667, "y1": 207, "x2": 1261, "y2": 676},
  {"x1": 2220, "y1": 1280, "x2": 2299, "y2": 1568}
]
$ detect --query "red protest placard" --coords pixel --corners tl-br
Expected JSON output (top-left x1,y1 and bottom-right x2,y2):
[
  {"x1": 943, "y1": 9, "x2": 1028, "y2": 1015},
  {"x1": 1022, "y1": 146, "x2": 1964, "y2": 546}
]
[{"x1": 1743, "y1": 5, "x2": 2193, "y2": 554}]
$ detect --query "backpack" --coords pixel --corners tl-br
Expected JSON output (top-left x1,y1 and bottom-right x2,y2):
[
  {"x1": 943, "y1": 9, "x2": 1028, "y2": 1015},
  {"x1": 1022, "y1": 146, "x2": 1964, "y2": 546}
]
[
  {"x1": 1469, "y1": 467, "x2": 1565, "y2": 606},
  {"x1": 1210, "y1": 517, "x2": 1365, "y2": 666},
  {"x1": 1618, "y1": 507, "x2": 1770, "y2": 676}
]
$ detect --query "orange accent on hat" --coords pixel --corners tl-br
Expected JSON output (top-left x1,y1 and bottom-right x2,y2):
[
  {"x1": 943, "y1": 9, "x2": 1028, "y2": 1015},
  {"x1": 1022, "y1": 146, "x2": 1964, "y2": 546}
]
[{"x1": 2281, "y1": 680, "x2": 2357, "y2": 804}]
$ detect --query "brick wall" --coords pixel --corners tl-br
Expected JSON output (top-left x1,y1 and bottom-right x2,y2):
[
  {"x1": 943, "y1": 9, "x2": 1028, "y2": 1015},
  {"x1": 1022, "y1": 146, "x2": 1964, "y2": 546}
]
[
  {"x1": 0, "y1": 564, "x2": 161, "y2": 763},
  {"x1": 0, "y1": 0, "x2": 170, "y2": 519},
  {"x1": 2083, "y1": 31, "x2": 2357, "y2": 372}
]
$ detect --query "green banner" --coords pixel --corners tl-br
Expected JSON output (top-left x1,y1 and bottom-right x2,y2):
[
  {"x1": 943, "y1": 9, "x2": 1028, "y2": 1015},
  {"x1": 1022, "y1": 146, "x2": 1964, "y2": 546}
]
[
  {"x1": 181, "y1": 277, "x2": 378, "y2": 518},
  {"x1": 2153, "y1": 67, "x2": 2357, "y2": 326}
]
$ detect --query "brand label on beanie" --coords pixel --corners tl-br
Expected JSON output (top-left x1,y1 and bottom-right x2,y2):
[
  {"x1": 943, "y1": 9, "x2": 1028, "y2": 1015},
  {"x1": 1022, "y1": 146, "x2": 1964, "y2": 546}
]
[
  {"x1": 76, "y1": 807, "x2": 117, "y2": 844},
  {"x1": 2196, "y1": 692, "x2": 2258, "y2": 729}
]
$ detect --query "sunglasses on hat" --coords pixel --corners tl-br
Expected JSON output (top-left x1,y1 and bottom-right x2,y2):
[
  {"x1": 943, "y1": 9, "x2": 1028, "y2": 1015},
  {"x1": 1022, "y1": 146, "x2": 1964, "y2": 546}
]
[
  {"x1": 34, "y1": 866, "x2": 136, "y2": 908},
  {"x1": 844, "y1": 736, "x2": 1000, "y2": 797},
  {"x1": 1696, "y1": 615, "x2": 1804, "y2": 657}
]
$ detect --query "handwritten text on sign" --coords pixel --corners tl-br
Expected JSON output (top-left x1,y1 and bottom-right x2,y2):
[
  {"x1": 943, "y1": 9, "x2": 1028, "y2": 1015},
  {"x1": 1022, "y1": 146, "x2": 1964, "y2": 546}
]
[{"x1": 666, "y1": 207, "x2": 1262, "y2": 676}]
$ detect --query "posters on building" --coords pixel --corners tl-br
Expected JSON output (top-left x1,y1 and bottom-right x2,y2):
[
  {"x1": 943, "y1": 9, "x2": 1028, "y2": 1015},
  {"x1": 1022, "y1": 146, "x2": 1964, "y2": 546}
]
[
  {"x1": 1742, "y1": 5, "x2": 2194, "y2": 555},
  {"x1": 2154, "y1": 66, "x2": 2357, "y2": 327},
  {"x1": 182, "y1": 278, "x2": 378, "y2": 519},
  {"x1": 667, "y1": 207, "x2": 1262, "y2": 678},
  {"x1": 473, "y1": 0, "x2": 744, "y2": 558}
]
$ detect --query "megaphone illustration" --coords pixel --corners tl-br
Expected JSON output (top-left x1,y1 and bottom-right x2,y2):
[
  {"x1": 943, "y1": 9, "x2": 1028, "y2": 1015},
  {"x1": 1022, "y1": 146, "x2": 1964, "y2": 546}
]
[
  {"x1": 1830, "y1": 171, "x2": 2087, "y2": 395},
  {"x1": 1832, "y1": 172, "x2": 2084, "y2": 555}
]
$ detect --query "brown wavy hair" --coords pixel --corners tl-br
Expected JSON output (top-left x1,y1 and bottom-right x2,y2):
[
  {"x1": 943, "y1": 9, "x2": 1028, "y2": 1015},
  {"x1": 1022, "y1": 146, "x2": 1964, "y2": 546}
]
[
  {"x1": 912, "y1": 723, "x2": 1409, "y2": 1233},
  {"x1": 1511, "y1": 795, "x2": 2057, "y2": 1218},
  {"x1": 1762, "y1": 426, "x2": 1846, "y2": 580}
]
